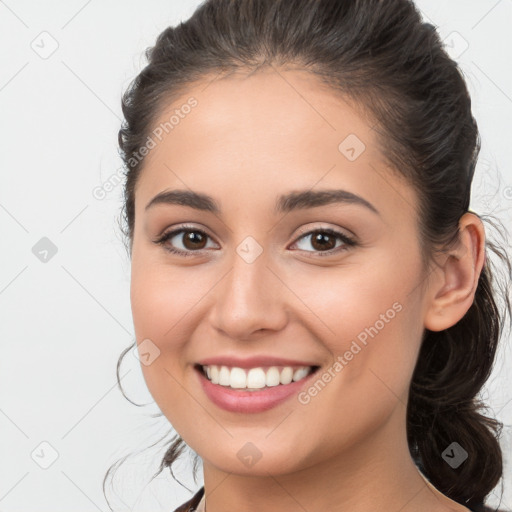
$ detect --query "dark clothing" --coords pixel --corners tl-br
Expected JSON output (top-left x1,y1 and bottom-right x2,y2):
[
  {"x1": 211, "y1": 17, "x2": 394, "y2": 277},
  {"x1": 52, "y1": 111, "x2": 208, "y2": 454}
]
[
  {"x1": 172, "y1": 486, "x2": 204, "y2": 512},
  {"x1": 172, "y1": 486, "x2": 499, "y2": 512}
]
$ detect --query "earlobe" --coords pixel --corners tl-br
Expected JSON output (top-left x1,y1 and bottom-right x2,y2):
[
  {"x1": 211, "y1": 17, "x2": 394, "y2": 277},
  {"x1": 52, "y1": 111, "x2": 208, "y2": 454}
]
[{"x1": 423, "y1": 212, "x2": 486, "y2": 332}]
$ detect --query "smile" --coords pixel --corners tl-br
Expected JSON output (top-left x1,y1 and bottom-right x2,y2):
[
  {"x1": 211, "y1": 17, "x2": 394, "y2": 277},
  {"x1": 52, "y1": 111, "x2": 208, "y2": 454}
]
[
  {"x1": 199, "y1": 364, "x2": 317, "y2": 390},
  {"x1": 194, "y1": 364, "x2": 321, "y2": 413}
]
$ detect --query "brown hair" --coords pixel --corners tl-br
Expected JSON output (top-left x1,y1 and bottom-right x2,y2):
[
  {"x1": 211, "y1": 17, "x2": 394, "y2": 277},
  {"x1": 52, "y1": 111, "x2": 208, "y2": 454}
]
[{"x1": 104, "y1": 0, "x2": 512, "y2": 509}]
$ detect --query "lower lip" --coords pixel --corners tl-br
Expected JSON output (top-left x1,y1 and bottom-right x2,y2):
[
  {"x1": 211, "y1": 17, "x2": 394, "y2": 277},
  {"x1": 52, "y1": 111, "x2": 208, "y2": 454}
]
[{"x1": 195, "y1": 365, "x2": 319, "y2": 413}]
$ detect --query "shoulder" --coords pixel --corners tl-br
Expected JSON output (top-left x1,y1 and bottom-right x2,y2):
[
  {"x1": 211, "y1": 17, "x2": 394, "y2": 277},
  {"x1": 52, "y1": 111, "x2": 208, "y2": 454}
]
[{"x1": 171, "y1": 486, "x2": 205, "y2": 512}]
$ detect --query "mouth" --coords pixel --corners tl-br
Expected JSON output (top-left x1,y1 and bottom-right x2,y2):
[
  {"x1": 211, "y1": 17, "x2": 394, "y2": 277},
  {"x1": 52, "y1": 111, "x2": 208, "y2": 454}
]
[
  {"x1": 194, "y1": 362, "x2": 321, "y2": 413},
  {"x1": 194, "y1": 363, "x2": 320, "y2": 391}
]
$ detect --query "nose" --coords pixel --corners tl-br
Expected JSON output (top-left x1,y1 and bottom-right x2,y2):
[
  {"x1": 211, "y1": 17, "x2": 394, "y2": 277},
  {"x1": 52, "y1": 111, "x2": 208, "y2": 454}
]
[{"x1": 207, "y1": 244, "x2": 289, "y2": 340}]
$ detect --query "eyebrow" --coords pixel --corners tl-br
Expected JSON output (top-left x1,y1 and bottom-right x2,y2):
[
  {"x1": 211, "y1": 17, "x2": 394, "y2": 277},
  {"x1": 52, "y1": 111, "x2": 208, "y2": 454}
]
[{"x1": 145, "y1": 188, "x2": 380, "y2": 216}]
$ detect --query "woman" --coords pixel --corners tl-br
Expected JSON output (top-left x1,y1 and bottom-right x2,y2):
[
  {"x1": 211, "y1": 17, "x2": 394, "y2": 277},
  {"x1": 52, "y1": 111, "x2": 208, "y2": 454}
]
[{"x1": 106, "y1": 0, "x2": 511, "y2": 510}]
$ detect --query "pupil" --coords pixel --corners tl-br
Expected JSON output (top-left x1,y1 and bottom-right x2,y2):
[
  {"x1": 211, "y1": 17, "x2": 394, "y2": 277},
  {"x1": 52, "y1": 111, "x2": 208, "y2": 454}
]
[
  {"x1": 185, "y1": 231, "x2": 206, "y2": 249},
  {"x1": 312, "y1": 232, "x2": 334, "y2": 251}
]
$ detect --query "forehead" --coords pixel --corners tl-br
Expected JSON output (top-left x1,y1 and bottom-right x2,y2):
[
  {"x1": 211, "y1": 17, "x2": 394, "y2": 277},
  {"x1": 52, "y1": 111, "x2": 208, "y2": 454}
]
[
  {"x1": 147, "y1": 68, "x2": 377, "y2": 161},
  {"x1": 134, "y1": 68, "x2": 417, "y2": 223}
]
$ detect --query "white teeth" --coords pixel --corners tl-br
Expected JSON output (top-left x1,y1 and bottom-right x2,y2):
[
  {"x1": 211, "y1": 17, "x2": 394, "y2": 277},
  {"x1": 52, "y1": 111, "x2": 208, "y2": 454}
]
[
  {"x1": 201, "y1": 365, "x2": 315, "y2": 390},
  {"x1": 218, "y1": 366, "x2": 231, "y2": 386},
  {"x1": 247, "y1": 368, "x2": 266, "y2": 388},
  {"x1": 230, "y1": 367, "x2": 248, "y2": 389},
  {"x1": 280, "y1": 367, "x2": 294, "y2": 385},
  {"x1": 266, "y1": 367, "x2": 281, "y2": 387},
  {"x1": 292, "y1": 367, "x2": 310, "y2": 382},
  {"x1": 210, "y1": 365, "x2": 219, "y2": 384}
]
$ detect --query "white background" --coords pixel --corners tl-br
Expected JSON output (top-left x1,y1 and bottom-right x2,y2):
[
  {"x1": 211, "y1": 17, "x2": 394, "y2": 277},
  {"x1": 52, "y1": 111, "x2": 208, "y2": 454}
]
[{"x1": 0, "y1": 1, "x2": 511, "y2": 510}]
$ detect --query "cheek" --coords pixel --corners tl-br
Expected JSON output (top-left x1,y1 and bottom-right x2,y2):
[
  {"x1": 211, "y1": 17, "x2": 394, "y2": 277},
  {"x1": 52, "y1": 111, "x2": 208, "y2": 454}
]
[
  {"x1": 288, "y1": 249, "x2": 424, "y2": 407},
  {"x1": 130, "y1": 252, "x2": 209, "y2": 342},
  {"x1": 291, "y1": 248, "x2": 419, "y2": 338},
  {"x1": 274, "y1": 272, "x2": 424, "y2": 464},
  {"x1": 129, "y1": 254, "x2": 207, "y2": 408}
]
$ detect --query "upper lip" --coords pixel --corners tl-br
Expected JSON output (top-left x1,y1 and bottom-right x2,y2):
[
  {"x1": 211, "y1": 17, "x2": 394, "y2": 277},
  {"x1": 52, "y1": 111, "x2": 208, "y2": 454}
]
[{"x1": 196, "y1": 355, "x2": 320, "y2": 369}]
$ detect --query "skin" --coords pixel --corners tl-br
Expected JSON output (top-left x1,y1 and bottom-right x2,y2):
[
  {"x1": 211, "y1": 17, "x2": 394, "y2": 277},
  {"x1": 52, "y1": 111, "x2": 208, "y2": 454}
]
[{"x1": 129, "y1": 67, "x2": 486, "y2": 512}]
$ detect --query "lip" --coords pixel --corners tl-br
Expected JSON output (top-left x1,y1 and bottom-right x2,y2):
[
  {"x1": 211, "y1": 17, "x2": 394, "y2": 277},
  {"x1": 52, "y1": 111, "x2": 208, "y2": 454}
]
[
  {"x1": 196, "y1": 355, "x2": 319, "y2": 369},
  {"x1": 194, "y1": 364, "x2": 320, "y2": 413}
]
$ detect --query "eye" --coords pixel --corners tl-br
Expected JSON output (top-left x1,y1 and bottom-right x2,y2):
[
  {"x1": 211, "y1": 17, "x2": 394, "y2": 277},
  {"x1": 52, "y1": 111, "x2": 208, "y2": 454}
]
[
  {"x1": 154, "y1": 225, "x2": 357, "y2": 258},
  {"x1": 289, "y1": 228, "x2": 357, "y2": 257},
  {"x1": 153, "y1": 225, "x2": 218, "y2": 257}
]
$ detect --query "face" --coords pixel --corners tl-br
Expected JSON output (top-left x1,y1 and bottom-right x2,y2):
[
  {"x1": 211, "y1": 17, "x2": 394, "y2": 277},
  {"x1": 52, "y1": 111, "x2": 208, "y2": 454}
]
[{"x1": 130, "y1": 68, "x2": 432, "y2": 476}]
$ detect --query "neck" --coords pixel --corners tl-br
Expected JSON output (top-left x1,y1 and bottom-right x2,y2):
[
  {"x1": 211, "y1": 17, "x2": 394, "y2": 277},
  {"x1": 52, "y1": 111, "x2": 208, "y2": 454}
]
[{"x1": 199, "y1": 406, "x2": 468, "y2": 512}]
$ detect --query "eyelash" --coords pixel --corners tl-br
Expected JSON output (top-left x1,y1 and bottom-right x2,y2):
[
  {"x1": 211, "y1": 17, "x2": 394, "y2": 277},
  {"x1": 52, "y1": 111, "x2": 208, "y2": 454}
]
[{"x1": 154, "y1": 223, "x2": 358, "y2": 258}]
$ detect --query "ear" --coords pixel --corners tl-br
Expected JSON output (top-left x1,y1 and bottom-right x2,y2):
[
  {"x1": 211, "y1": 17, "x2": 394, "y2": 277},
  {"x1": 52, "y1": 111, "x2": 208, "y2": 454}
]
[{"x1": 423, "y1": 212, "x2": 486, "y2": 332}]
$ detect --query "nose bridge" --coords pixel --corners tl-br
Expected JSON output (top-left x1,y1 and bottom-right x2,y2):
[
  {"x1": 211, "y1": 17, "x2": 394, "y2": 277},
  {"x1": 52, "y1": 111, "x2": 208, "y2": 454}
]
[{"x1": 209, "y1": 234, "x2": 287, "y2": 338}]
